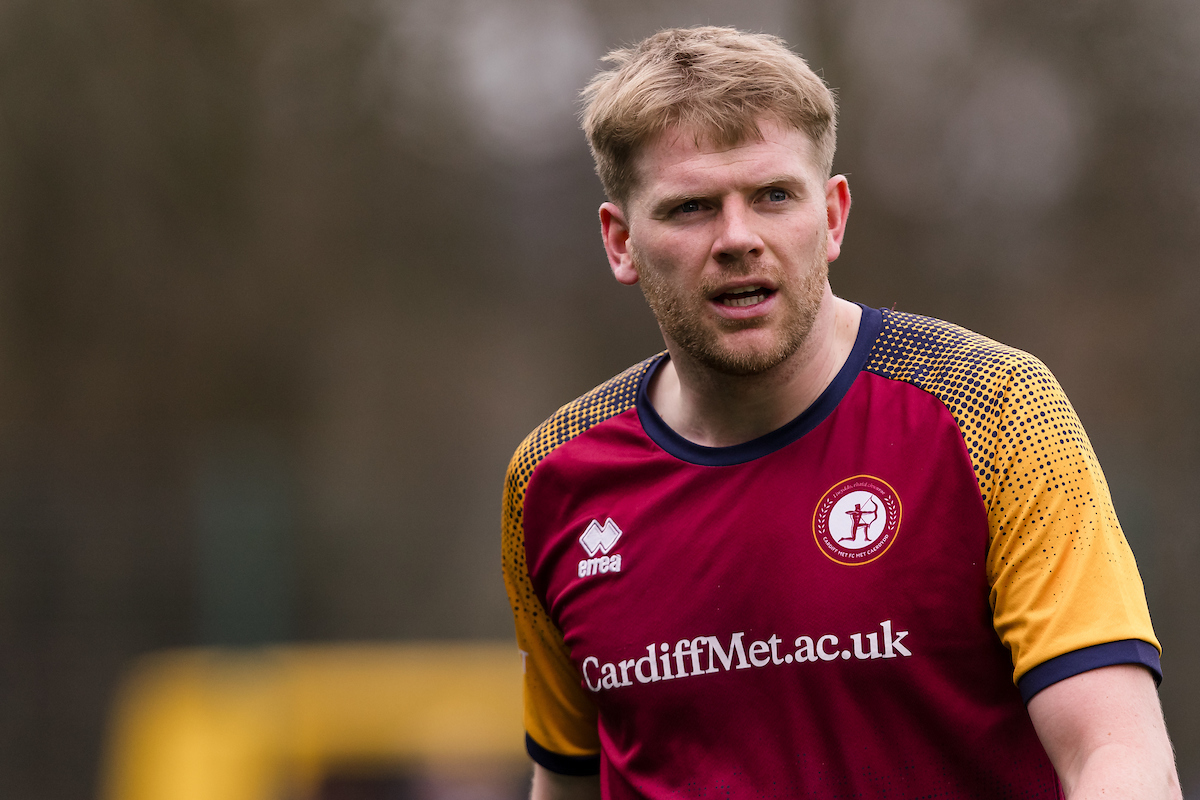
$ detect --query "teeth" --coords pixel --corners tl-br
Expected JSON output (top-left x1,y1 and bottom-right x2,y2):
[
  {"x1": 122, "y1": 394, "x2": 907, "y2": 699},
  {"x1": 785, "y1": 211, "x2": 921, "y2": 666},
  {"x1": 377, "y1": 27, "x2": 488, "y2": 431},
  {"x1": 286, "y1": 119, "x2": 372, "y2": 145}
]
[
  {"x1": 719, "y1": 285, "x2": 768, "y2": 307},
  {"x1": 723, "y1": 293, "x2": 764, "y2": 307}
]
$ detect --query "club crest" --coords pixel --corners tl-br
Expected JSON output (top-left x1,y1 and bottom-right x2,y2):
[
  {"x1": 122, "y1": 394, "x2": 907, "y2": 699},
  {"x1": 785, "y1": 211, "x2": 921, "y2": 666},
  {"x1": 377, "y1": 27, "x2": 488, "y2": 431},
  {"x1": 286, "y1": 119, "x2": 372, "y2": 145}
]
[{"x1": 812, "y1": 475, "x2": 902, "y2": 565}]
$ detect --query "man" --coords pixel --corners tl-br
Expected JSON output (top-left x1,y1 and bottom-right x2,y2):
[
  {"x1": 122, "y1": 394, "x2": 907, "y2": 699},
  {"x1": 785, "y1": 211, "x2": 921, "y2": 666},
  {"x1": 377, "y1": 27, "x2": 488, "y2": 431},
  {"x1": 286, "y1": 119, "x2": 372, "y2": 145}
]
[{"x1": 501, "y1": 26, "x2": 1179, "y2": 799}]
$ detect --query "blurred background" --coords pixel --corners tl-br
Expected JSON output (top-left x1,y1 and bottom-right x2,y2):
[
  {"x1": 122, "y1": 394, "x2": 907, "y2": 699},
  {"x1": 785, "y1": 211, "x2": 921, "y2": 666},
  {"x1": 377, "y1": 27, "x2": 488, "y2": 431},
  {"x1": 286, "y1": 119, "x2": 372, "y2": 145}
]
[{"x1": 1, "y1": 0, "x2": 1198, "y2": 796}]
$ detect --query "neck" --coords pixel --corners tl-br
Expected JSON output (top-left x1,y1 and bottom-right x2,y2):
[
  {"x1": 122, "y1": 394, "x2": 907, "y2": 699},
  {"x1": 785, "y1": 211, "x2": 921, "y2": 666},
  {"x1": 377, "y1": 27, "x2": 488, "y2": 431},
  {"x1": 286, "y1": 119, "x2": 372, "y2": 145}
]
[{"x1": 649, "y1": 293, "x2": 862, "y2": 448}]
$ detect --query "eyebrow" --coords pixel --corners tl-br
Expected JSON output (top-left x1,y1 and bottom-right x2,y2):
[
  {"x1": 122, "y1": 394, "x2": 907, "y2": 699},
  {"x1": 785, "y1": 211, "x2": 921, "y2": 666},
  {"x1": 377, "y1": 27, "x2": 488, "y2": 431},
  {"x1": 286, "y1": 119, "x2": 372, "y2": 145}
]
[{"x1": 758, "y1": 174, "x2": 809, "y2": 189}]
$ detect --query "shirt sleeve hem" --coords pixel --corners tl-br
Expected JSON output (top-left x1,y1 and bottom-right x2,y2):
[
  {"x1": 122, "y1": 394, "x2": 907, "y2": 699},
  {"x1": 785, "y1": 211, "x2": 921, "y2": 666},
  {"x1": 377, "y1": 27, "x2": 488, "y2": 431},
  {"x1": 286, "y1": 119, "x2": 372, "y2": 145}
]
[
  {"x1": 1018, "y1": 639, "x2": 1163, "y2": 703},
  {"x1": 526, "y1": 733, "x2": 601, "y2": 776}
]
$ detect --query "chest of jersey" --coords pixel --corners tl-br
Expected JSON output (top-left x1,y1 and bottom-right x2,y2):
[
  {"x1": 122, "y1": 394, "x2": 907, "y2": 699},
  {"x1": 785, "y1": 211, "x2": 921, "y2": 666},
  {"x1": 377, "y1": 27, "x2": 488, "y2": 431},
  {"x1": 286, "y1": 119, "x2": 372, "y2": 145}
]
[{"x1": 522, "y1": 372, "x2": 1059, "y2": 797}]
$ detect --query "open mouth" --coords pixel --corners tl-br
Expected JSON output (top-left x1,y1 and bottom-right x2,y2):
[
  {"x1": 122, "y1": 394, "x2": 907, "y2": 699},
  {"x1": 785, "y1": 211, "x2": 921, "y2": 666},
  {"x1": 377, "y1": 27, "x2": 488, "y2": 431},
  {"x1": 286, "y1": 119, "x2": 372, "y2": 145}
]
[{"x1": 716, "y1": 285, "x2": 775, "y2": 308}]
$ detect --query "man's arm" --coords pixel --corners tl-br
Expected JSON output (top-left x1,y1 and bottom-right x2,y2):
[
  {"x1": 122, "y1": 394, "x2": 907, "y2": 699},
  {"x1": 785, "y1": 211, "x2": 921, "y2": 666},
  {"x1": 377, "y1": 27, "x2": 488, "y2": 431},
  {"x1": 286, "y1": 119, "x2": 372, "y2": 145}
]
[
  {"x1": 1027, "y1": 664, "x2": 1180, "y2": 799},
  {"x1": 531, "y1": 764, "x2": 600, "y2": 800}
]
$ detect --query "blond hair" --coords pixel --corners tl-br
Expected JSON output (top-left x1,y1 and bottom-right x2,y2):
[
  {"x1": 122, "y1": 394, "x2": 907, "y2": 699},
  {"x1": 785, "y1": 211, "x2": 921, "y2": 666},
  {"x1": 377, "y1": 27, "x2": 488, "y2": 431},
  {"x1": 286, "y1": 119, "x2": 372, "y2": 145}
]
[{"x1": 581, "y1": 27, "x2": 837, "y2": 207}]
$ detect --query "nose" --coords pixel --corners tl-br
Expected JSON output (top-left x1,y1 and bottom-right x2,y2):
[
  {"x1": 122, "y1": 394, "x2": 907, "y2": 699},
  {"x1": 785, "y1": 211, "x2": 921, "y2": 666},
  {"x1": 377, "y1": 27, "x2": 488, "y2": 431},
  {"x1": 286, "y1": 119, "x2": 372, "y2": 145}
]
[{"x1": 711, "y1": 200, "x2": 764, "y2": 263}]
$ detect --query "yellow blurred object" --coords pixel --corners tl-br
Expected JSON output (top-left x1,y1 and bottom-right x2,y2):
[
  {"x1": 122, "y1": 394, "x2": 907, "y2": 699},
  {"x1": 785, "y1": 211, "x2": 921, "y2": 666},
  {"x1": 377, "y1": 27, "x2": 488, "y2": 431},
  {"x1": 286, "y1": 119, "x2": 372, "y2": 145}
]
[{"x1": 98, "y1": 642, "x2": 526, "y2": 800}]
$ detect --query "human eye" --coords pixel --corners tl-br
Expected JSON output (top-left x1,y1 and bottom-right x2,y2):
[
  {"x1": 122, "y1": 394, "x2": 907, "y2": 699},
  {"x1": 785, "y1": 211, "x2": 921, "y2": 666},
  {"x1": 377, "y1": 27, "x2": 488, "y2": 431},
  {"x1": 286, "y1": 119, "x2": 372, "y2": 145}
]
[
  {"x1": 765, "y1": 188, "x2": 790, "y2": 203},
  {"x1": 675, "y1": 199, "x2": 703, "y2": 214}
]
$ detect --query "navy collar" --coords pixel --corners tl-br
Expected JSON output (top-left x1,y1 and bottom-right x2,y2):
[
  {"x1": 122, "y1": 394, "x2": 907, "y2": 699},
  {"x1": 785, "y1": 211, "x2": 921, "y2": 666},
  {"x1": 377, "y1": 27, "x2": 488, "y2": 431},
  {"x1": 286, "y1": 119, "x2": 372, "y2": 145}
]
[{"x1": 636, "y1": 304, "x2": 883, "y2": 466}]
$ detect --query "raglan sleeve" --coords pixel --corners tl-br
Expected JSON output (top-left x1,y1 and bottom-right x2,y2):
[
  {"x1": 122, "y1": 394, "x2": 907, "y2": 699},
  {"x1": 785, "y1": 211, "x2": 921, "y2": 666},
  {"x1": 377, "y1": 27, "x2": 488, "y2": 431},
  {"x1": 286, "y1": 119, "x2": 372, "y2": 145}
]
[
  {"x1": 501, "y1": 433, "x2": 601, "y2": 774},
  {"x1": 981, "y1": 353, "x2": 1162, "y2": 701}
]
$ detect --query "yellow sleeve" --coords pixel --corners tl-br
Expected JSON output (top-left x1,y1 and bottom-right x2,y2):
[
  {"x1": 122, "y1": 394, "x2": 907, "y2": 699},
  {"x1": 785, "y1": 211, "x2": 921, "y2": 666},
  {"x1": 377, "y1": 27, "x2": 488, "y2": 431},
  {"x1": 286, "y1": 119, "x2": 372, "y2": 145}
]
[
  {"x1": 501, "y1": 431, "x2": 600, "y2": 758},
  {"x1": 980, "y1": 353, "x2": 1159, "y2": 683}
]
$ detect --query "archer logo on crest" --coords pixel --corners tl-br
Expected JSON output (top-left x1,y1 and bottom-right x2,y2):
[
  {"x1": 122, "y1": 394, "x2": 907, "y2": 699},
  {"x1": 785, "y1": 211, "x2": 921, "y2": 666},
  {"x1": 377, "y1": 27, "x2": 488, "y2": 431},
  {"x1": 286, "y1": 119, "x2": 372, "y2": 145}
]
[
  {"x1": 813, "y1": 475, "x2": 902, "y2": 566},
  {"x1": 578, "y1": 518, "x2": 623, "y2": 579}
]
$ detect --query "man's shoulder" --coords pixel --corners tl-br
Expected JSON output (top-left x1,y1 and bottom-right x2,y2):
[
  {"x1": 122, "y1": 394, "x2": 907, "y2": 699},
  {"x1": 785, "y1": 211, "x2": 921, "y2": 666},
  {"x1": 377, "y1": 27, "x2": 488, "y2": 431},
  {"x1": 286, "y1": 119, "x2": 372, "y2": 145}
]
[
  {"x1": 506, "y1": 353, "x2": 662, "y2": 482},
  {"x1": 865, "y1": 307, "x2": 1052, "y2": 396},
  {"x1": 862, "y1": 308, "x2": 1077, "y2": 501}
]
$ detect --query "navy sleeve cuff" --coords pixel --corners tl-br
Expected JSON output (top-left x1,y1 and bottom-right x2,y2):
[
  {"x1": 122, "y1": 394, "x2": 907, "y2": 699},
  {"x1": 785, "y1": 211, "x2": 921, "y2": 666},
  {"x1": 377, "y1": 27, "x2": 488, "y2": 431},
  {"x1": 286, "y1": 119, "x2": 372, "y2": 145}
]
[
  {"x1": 1018, "y1": 639, "x2": 1162, "y2": 703},
  {"x1": 526, "y1": 733, "x2": 601, "y2": 776}
]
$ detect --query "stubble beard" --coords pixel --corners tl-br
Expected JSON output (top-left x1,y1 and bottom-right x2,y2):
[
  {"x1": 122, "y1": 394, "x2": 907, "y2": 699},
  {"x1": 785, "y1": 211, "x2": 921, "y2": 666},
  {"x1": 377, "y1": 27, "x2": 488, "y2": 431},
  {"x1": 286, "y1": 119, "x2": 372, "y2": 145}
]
[{"x1": 634, "y1": 242, "x2": 829, "y2": 377}]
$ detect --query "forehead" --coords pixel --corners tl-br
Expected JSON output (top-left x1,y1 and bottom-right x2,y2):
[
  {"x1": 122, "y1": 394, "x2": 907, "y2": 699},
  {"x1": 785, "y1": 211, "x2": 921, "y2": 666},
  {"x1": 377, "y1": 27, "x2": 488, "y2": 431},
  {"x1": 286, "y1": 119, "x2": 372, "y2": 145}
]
[{"x1": 629, "y1": 119, "x2": 821, "y2": 206}]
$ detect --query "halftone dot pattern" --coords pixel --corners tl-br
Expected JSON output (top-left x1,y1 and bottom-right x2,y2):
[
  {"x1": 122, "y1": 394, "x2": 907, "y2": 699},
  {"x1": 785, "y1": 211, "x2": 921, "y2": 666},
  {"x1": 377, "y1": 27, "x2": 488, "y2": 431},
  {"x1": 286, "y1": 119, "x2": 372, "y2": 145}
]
[
  {"x1": 501, "y1": 355, "x2": 657, "y2": 758},
  {"x1": 865, "y1": 309, "x2": 1158, "y2": 682}
]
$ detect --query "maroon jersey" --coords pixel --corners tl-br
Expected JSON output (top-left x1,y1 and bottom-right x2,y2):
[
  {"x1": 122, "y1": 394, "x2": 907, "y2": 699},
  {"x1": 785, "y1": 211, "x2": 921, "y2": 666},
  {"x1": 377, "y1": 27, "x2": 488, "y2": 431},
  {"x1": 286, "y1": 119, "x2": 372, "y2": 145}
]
[{"x1": 502, "y1": 307, "x2": 1160, "y2": 798}]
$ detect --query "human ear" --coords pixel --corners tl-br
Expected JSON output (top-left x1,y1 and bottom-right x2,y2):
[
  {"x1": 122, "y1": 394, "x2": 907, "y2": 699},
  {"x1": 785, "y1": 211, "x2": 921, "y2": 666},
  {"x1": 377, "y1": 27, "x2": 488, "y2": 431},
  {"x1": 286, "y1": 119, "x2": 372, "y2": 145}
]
[
  {"x1": 824, "y1": 175, "x2": 851, "y2": 263},
  {"x1": 600, "y1": 202, "x2": 639, "y2": 285}
]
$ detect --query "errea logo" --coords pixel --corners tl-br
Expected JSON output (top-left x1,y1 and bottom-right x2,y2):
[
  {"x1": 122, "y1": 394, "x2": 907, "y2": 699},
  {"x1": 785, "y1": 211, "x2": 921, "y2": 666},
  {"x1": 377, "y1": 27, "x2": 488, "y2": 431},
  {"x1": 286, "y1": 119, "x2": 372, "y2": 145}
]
[
  {"x1": 578, "y1": 518, "x2": 623, "y2": 578},
  {"x1": 580, "y1": 518, "x2": 621, "y2": 555}
]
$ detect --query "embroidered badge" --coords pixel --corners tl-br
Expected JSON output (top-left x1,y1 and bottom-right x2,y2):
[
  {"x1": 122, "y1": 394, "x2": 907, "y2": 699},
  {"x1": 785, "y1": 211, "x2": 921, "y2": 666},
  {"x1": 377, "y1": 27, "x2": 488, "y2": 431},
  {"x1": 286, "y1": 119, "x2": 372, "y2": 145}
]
[
  {"x1": 812, "y1": 475, "x2": 902, "y2": 565},
  {"x1": 578, "y1": 518, "x2": 623, "y2": 578}
]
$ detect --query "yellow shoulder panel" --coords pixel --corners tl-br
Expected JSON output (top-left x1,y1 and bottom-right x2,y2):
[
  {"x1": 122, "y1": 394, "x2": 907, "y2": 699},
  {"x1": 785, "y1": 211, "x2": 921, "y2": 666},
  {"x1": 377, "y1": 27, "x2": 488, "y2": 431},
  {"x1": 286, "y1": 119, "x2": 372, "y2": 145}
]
[
  {"x1": 501, "y1": 357, "x2": 655, "y2": 757},
  {"x1": 867, "y1": 311, "x2": 1158, "y2": 682}
]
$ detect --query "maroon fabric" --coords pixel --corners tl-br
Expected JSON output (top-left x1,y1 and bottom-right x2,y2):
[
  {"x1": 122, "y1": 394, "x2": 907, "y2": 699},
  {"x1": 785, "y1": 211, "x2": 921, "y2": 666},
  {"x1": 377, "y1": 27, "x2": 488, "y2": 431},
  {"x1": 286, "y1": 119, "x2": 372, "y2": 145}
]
[{"x1": 522, "y1": 370, "x2": 1062, "y2": 798}]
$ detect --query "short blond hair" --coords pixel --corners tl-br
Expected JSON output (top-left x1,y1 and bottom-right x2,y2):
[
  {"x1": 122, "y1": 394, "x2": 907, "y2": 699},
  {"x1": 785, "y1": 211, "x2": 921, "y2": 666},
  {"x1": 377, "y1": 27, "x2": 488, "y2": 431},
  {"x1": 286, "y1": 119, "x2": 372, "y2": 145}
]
[{"x1": 581, "y1": 27, "x2": 838, "y2": 207}]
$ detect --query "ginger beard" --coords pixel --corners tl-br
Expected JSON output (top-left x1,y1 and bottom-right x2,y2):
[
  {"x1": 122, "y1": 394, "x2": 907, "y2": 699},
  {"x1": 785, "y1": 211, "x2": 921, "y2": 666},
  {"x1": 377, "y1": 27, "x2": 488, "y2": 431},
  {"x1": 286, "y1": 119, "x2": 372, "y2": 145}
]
[{"x1": 633, "y1": 236, "x2": 829, "y2": 377}]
